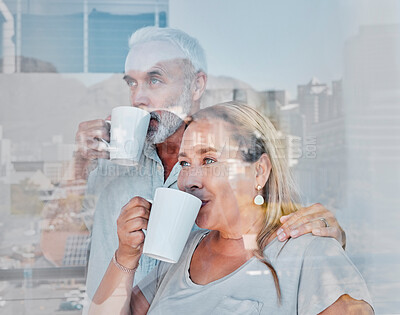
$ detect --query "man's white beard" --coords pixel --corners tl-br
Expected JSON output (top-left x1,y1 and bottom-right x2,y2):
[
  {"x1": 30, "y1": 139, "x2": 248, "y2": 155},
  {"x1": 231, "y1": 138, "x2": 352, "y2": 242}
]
[
  {"x1": 147, "y1": 111, "x2": 183, "y2": 144},
  {"x1": 146, "y1": 86, "x2": 192, "y2": 144}
]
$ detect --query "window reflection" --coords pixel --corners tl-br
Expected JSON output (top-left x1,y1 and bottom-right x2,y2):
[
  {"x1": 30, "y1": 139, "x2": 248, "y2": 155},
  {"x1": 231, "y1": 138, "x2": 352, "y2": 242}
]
[{"x1": 0, "y1": 1, "x2": 399, "y2": 314}]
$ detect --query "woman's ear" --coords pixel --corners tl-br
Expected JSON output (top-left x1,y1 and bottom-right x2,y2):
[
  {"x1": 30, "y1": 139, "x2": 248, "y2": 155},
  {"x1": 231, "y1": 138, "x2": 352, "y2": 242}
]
[
  {"x1": 255, "y1": 153, "x2": 272, "y2": 188},
  {"x1": 192, "y1": 71, "x2": 207, "y2": 101}
]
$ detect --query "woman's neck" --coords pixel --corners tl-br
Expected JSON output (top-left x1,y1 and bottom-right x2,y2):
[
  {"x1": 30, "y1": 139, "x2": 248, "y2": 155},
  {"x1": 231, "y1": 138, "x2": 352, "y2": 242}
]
[
  {"x1": 208, "y1": 213, "x2": 279, "y2": 258},
  {"x1": 206, "y1": 231, "x2": 253, "y2": 260}
]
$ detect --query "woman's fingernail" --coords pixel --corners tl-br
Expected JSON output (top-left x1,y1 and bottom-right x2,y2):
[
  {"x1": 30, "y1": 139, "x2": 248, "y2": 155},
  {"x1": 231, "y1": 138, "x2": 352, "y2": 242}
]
[
  {"x1": 277, "y1": 228, "x2": 283, "y2": 235},
  {"x1": 290, "y1": 230, "x2": 299, "y2": 236},
  {"x1": 313, "y1": 229, "x2": 321, "y2": 234}
]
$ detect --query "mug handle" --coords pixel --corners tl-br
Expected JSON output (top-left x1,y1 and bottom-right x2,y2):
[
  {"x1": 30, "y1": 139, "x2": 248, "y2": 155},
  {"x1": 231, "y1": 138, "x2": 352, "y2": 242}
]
[
  {"x1": 142, "y1": 198, "x2": 153, "y2": 236},
  {"x1": 96, "y1": 120, "x2": 116, "y2": 152}
]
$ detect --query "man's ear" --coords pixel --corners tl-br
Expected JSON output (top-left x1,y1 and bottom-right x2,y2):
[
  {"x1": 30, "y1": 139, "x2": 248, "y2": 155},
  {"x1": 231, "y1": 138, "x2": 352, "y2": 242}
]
[
  {"x1": 192, "y1": 71, "x2": 207, "y2": 101},
  {"x1": 255, "y1": 153, "x2": 272, "y2": 188}
]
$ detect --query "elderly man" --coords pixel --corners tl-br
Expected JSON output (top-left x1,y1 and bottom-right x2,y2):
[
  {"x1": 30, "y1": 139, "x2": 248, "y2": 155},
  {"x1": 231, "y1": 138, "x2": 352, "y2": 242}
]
[
  {"x1": 77, "y1": 27, "x2": 207, "y2": 299},
  {"x1": 74, "y1": 27, "x2": 345, "y2": 301}
]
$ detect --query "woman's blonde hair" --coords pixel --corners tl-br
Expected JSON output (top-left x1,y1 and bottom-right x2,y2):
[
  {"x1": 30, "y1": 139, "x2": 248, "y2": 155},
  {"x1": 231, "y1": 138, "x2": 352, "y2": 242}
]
[{"x1": 190, "y1": 101, "x2": 301, "y2": 301}]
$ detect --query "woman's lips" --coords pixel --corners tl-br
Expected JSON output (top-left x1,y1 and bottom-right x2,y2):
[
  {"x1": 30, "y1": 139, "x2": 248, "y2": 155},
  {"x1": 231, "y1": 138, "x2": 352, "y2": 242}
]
[{"x1": 201, "y1": 200, "x2": 209, "y2": 207}]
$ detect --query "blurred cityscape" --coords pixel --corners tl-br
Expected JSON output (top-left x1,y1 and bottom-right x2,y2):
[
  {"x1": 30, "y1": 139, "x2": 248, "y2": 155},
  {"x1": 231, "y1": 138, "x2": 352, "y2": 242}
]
[{"x1": 0, "y1": 1, "x2": 399, "y2": 314}]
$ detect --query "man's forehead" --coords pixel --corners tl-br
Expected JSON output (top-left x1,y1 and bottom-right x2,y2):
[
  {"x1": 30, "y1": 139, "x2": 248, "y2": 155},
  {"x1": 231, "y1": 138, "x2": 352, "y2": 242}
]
[{"x1": 125, "y1": 40, "x2": 188, "y2": 72}]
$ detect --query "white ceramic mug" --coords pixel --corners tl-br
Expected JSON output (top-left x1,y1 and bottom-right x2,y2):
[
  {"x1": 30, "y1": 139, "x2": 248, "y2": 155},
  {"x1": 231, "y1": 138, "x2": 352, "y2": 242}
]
[
  {"x1": 143, "y1": 188, "x2": 202, "y2": 263},
  {"x1": 103, "y1": 106, "x2": 150, "y2": 166}
]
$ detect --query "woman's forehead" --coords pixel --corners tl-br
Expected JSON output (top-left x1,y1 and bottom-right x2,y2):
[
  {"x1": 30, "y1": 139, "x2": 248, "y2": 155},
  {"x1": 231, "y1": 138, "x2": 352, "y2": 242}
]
[
  {"x1": 181, "y1": 119, "x2": 237, "y2": 153},
  {"x1": 185, "y1": 119, "x2": 225, "y2": 139}
]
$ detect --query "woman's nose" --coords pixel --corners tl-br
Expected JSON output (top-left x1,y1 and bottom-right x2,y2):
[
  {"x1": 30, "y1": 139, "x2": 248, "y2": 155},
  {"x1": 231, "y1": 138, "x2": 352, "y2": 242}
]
[{"x1": 183, "y1": 166, "x2": 204, "y2": 192}]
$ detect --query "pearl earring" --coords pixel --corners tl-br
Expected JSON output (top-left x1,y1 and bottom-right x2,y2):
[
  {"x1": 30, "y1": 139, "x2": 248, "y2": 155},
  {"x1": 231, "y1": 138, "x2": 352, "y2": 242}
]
[{"x1": 254, "y1": 185, "x2": 264, "y2": 205}]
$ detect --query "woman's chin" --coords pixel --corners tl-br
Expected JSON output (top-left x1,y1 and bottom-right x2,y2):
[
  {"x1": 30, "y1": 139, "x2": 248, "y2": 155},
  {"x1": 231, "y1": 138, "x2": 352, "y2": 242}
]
[
  {"x1": 195, "y1": 216, "x2": 209, "y2": 230},
  {"x1": 195, "y1": 218, "x2": 204, "y2": 228}
]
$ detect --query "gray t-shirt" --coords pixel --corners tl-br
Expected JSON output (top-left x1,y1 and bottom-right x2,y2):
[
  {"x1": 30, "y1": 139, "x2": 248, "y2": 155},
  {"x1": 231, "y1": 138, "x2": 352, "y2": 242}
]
[{"x1": 138, "y1": 230, "x2": 373, "y2": 314}]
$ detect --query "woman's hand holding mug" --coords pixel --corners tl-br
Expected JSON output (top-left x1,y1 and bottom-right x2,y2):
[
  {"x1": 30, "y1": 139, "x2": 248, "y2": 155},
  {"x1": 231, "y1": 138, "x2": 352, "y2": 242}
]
[{"x1": 116, "y1": 196, "x2": 152, "y2": 269}]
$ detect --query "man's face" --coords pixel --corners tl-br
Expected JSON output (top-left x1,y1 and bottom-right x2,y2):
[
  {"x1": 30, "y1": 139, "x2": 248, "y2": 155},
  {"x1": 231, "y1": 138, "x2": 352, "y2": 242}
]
[{"x1": 123, "y1": 41, "x2": 194, "y2": 143}]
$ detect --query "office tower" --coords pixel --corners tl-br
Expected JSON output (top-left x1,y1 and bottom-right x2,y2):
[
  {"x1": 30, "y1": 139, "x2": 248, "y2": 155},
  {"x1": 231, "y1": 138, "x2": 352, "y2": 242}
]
[
  {"x1": 293, "y1": 79, "x2": 345, "y2": 209},
  {"x1": 343, "y1": 24, "x2": 400, "y2": 312}
]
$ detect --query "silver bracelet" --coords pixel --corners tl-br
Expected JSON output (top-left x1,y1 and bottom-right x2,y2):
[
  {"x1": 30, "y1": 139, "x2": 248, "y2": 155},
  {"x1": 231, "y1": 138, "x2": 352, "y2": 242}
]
[{"x1": 112, "y1": 250, "x2": 139, "y2": 275}]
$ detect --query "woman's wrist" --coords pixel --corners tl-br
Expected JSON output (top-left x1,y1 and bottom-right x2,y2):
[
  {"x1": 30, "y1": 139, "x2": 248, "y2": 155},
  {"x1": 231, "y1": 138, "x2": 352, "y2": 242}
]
[
  {"x1": 115, "y1": 247, "x2": 141, "y2": 270},
  {"x1": 112, "y1": 250, "x2": 139, "y2": 274}
]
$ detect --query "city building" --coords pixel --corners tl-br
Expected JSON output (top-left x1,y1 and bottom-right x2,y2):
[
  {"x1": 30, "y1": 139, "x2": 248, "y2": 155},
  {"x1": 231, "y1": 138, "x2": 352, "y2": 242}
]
[
  {"x1": 297, "y1": 77, "x2": 330, "y2": 124},
  {"x1": 0, "y1": 0, "x2": 15, "y2": 73},
  {"x1": 274, "y1": 79, "x2": 346, "y2": 210},
  {"x1": 41, "y1": 135, "x2": 75, "y2": 184},
  {"x1": 264, "y1": 90, "x2": 290, "y2": 125},
  {"x1": 342, "y1": 24, "x2": 400, "y2": 313},
  {"x1": 279, "y1": 103, "x2": 303, "y2": 168},
  {"x1": 0, "y1": 0, "x2": 168, "y2": 73}
]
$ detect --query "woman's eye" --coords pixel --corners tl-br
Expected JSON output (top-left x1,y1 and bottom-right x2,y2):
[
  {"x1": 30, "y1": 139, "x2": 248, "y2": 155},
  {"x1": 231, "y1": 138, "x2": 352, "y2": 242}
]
[
  {"x1": 179, "y1": 161, "x2": 190, "y2": 167},
  {"x1": 204, "y1": 158, "x2": 216, "y2": 165}
]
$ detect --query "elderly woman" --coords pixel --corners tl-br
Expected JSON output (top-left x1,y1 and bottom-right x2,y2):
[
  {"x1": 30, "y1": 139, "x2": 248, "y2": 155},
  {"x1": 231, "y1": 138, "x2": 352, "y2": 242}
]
[{"x1": 90, "y1": 102, "x2": 373, "y2": 314}]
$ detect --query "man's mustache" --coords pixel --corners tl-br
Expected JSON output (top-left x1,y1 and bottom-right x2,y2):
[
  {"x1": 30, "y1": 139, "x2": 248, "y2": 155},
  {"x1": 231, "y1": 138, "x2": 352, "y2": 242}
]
[
  {"x1": 150, "y1": 111, "x2": 161, "y2": 122},
  {"x1": 150, "y1": 110, "x2": 183, "y2": 123}
]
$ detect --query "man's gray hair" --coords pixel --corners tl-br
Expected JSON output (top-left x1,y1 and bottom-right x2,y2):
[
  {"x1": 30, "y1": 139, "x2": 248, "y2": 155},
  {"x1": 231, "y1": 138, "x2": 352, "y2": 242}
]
[{"x1": 128, "y1": 26, "x2": 207, "y2": 74}]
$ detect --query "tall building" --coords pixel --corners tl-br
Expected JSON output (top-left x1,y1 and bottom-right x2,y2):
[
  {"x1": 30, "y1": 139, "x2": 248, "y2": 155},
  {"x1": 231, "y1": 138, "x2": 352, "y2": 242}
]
[
  {"x1": 264, "y1": 90, "x2": 289, "y2": 123},
  {"x1": 297, "y1": 78, "x2": 331, "y2": 124},
  {"x1": 279, "y1": 79, "x2": 346, "y2": 210},
  {"x1": 0, "y1": 0, "x2": 16, "y2": 73},
  {"x1": 343, "y1": 24, "x2": 400, "y2": 312},
  {"x1": 0, "y1": 1, "x2": 168, "y2": 73}
]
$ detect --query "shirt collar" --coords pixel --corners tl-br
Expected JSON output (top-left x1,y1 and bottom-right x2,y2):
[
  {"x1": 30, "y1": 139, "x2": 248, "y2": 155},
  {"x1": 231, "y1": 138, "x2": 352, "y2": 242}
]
[
  {"x1": 164, "y1": 162, "x2": 182, "y2": 187},
  {"x1": 143, "y1": 140, "x2": 161, "y2": 164}
]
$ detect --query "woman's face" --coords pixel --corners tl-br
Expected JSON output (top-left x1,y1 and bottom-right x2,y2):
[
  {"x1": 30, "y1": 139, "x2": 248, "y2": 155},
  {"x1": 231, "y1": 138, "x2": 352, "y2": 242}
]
[{"x1": 177, "y1": 118, "x2": 258, "y2": 233}]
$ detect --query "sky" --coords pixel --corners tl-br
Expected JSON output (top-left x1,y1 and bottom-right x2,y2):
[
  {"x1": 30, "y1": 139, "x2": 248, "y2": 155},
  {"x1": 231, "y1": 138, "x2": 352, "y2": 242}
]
[{"x1": 169, "y1": 0, "x2": 400, "y2": 95}]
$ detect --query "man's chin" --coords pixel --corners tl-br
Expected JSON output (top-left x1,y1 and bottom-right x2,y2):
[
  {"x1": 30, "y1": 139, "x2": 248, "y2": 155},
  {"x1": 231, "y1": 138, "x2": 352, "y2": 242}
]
[
  {"x1": 146, "y1": 127, "x2": 173, "y2": 144},
  {"x1": 148, "y1": 117, "x2": 159, "y2": 130},
  {"x1": 146, "y1": 117, "x2": 169, "y2": 144},
  {"x1": 147, "y1": 129, "x2": 175, "y2": 144}
]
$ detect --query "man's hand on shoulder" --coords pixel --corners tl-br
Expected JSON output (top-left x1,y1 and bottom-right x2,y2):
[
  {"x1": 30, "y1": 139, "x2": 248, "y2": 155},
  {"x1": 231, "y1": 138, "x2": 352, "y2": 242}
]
[{"x1": 277, "y1": 203, "x2": 346, "y2": 249}]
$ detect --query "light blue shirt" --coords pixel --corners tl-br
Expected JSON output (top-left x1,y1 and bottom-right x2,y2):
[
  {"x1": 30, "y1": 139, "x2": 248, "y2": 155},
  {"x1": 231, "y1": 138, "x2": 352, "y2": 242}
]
[{"x1": 84, "y1": 141, "x2": 181, "y2": 299}]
